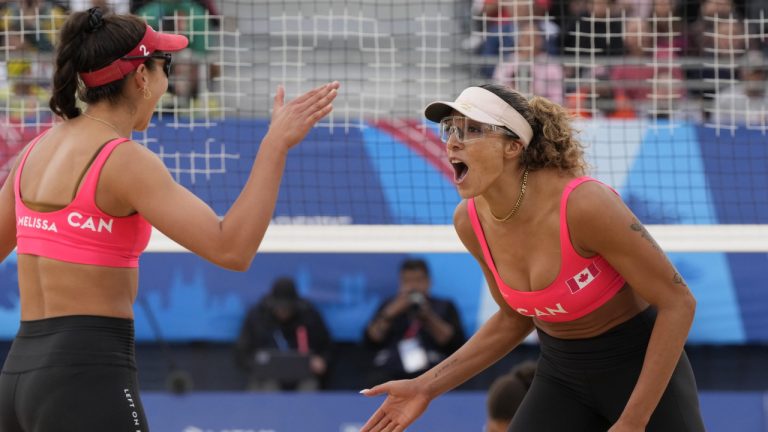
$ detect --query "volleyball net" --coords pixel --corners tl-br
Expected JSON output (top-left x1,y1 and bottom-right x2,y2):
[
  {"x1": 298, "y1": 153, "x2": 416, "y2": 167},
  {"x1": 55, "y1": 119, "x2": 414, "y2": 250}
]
[{"x1": 1, "y1": 0, "x2": 767, "y2": 252}]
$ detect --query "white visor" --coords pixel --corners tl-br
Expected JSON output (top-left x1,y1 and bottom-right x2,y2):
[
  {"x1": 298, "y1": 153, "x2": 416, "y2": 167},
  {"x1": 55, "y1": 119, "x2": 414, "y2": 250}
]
[{"x1": 424, "y1": 87, "x2": 534, "y2": 147}]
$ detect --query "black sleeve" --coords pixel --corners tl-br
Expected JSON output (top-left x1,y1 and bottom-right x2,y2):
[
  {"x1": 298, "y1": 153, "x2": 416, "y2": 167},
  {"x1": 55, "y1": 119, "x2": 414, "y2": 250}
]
[
  {"x1": 439, "y1": 300, "x2": 466, "y2": 353},
  {"x1": 233, "y1": 303, "x2": 274, "y2": 370},
  {"x1": 362, "y1": 297, "x2": 399, "y2": 348},
  {"x1": 233, "y1": 306, "x2": 258, "y2": 370},
  {"x1": 304, "y1": 303, "x2": 333, "y2": 363}
]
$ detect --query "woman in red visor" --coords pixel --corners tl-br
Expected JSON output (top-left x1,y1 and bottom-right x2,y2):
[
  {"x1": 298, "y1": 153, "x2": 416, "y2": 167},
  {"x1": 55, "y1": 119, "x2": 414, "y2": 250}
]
[{"x1": 0, "y1": 7, "x2": 338, "y2": 431}]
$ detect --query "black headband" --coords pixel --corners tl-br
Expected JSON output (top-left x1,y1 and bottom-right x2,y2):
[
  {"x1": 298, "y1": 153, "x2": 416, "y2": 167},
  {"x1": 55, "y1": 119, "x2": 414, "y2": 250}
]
[{"x1": 86, "y1": 7, "x2": 104, "y2": 33}]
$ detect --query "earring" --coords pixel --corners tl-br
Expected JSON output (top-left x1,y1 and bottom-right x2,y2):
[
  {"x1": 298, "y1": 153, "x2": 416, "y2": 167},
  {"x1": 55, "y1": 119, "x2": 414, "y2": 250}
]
[{"x1": 142, "y1": 86, "x2": 152, "y2": 99}]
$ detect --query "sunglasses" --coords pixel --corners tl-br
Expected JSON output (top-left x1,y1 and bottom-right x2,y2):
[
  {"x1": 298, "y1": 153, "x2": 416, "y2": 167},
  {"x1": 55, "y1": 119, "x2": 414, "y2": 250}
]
[
  {"x1": 122, "y1": 52, "x2": 173, "y2": 77},
  {"x1": 439, "y1": 116, "x2": 519, "y2": 144}
]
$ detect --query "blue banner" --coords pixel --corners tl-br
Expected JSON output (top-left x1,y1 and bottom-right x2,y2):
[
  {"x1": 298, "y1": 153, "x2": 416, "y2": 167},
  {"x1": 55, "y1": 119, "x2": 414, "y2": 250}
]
[
  {"x1": 140, "y1": 391, "x2": 766, "y2": 432},
  {"x1": 0, "y1": 250, "x2": 767, "y2": 343}
]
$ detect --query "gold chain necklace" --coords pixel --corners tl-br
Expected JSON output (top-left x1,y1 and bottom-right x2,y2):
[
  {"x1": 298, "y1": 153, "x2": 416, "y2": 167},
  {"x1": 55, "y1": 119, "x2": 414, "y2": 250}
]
[
  {"x1": 489, "y1": 168, "x2": 529, "y2": 222},
  {"x1": 81, "y1": 112, "x2": 126, "y2": 137}
]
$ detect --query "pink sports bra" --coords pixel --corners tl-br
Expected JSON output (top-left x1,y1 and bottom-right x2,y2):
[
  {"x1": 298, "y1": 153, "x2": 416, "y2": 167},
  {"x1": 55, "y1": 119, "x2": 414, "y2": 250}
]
[
  {"x1": 468, "y1": 177, "x2": 626, "y2": 322},
  {"x1": 15, "y1": 133, "x2": 151, "y2": 268}
]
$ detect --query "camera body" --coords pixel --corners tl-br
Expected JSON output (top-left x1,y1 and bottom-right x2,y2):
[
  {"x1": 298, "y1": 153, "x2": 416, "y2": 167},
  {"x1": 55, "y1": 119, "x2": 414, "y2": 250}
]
[{"x1": 408, "y1": 291, "x2": 426, "y2": 314}]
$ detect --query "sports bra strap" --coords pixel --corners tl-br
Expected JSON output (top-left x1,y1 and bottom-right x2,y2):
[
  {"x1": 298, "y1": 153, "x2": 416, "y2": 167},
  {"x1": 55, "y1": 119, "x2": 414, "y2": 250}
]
[
  {"x1": 76, "y1": 138, "x2": 131, "y2": 205},
  {"x1": 558, "y1": 177, "x2": 592, "y2": 258},
  {"x1": 467, "y1": 198, "x2": 506, "y2": 290},
  {"x1": 558, "y1": 177, "x2": 619, "y2": 257},
  {"x1": 70, "y1": 140, "x2": 113, "y2": 200},
  {"x1": 13, "y1": 131, "x2": 49, "y2": 200}
]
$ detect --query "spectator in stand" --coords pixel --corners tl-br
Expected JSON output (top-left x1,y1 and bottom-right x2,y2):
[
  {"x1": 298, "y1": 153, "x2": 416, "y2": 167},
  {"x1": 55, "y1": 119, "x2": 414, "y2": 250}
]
[
  {"x1": 135, "y1": 0, "x2": 219, "y2": 107},
  {"x1": 493, "y1": 21, "x2": 564, "y2": 104},
  {"x1": 550, "y1": 0, "x2": 588, "y2": 44},
  {"x1": 0, "y1": 59, "x2": 50, "y2": 121},
  {"x1": 363, "y1": 259, "x2": 465, "y2": 388},
  {"x1": 609, "y1": 18, "x2": 683, "y2": 118},
  {"x1": 0, "y1": 0, "x2": 67, "y2": 52},
  {"x1": 561, "y1": 0, "x2": 624, "y2": 116},
  {"x1": 647, "y1": 0, "x2": 686, "y2": 52},
  {"x1": 614, "y1": 0, "x2": 650, "y2": 19},
  {"x1": 473, "y1": 0, "x2": 560, "y2": 78},
  {"x1": 686, "y1": 0, "x2": 739, "y2": 56},
  {"x1": 0, "y1": 1, "x2": 61, "y2": 120},
  {"x1": 712, "y1": 49, "x2": 768, "y2": 127},
  {"x1": 474, "y1": 0, "x2": 514, "y2": 77},
  {"x1": 609, "y1": 18, "x2": 653, "y2": 118},
  {"x1": 234, "y1": 277, "x2": 332, "y2": 391},
  {"x1": 507, "y1": 0, "x2": 560, "y2": 56},
  {"x1": 135, "y1": 0, "x2": 217, "y2": 54},
  {"x1": 745, "y1": 0, "x2": 768, "y2": 41},
  {"x1": 691, "y1": 16, "x2": 746, "y2": 113},
  {"x1": 563, "y1": 0, "x2": 624, "y2": 58}
]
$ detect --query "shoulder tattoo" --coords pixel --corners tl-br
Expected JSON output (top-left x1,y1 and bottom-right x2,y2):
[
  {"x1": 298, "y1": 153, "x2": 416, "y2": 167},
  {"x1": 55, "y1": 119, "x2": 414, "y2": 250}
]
[
  {"x1": 630, "y1": 219, "x2": 662, "y2": 253},
  {"x1": 673, "y1": 271, "x2": 688, "y2": 288}
]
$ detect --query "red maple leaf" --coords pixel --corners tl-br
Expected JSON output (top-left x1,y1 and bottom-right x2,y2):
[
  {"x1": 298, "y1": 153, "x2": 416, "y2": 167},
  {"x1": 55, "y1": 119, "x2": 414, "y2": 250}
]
[{"x1": 578, "y1": 273, "x2": 589, "y2": 283}]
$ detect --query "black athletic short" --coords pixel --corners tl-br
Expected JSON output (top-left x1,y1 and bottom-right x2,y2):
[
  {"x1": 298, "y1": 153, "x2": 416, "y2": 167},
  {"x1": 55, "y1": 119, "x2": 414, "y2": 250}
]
[
  {"x1": 0, "y1": 315, "x2": 148, "y2": 432},
  {"x1": 509, "y1": 307, "x2": 705, "y2": 432}
]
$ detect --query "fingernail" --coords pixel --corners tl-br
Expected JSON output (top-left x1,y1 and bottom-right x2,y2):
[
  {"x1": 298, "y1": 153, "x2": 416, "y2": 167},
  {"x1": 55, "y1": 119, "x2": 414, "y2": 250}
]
[{"x1": 359, "y1": 389, "x2": 369, "y2": 394}]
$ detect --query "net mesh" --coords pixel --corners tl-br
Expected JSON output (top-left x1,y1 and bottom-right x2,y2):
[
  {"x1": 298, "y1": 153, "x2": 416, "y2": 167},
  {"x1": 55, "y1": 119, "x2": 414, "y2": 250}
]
[{"x1": 1, "y1": 0, "x2": 766, "y2": 237}]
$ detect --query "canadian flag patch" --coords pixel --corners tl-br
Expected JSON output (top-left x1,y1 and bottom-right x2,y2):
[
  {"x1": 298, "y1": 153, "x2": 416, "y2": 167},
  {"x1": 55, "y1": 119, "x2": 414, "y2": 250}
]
[{"x1": 566, "y1": 262, "x2": 601, "y2": 294}]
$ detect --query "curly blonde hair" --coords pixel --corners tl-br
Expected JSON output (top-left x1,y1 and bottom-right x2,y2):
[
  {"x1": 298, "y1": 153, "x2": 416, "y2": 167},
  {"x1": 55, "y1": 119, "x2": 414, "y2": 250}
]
[{"x1": 480, "y1": 84, "x2": 588, "y2": 176}]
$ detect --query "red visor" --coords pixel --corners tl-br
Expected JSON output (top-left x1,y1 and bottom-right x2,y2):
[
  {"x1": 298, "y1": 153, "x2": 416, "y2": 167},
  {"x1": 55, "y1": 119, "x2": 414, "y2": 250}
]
[{"x1": 79, "y1": 25, "x2": 189, "y2": 88}]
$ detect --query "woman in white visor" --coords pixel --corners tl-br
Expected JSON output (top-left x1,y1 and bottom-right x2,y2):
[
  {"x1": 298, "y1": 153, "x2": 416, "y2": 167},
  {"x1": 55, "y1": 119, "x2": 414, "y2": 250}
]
[{"x1": 361, "y1": 85, "x2": 704, "y2": 432}]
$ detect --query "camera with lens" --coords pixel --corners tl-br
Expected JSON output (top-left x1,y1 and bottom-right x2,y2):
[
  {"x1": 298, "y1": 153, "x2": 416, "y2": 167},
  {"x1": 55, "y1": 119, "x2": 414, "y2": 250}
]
[{"x1": 408, "y1": 291, "x2": 426, "y2": 314}]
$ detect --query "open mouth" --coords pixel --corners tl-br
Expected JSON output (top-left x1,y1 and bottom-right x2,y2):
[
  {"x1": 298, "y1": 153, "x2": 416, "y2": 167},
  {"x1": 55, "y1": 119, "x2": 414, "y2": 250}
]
[{"x1": 451, "y1": 160, "x2": 469, "y2": 183}]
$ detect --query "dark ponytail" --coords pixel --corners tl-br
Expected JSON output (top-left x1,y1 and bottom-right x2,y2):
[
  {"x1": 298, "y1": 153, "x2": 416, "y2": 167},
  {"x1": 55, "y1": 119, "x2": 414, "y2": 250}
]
[
  {"x1": 49, "y1": 8, "x2": 149, "y2": 119},
  {"x1": 480, "y1": 84, "x2": 588, "y2": 176}
]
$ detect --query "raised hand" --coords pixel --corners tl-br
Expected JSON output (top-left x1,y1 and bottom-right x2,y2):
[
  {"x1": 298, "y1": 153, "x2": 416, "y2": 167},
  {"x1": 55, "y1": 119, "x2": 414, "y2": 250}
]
[
  {"x1": 265, "y1": 81, "x2": 340, "y2": 151},
  {"x1": 360, "y1": 379, "x2": 432, "y2": 432}
]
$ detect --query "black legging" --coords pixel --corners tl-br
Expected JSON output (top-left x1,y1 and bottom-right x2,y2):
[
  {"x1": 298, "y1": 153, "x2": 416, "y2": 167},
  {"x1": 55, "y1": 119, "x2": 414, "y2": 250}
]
[
  {"x1": 509, "y1": 308, "x2": 705, "y2": 432},
  {"x1": 0, "y1": 315, "x2": 148, "y2": 432}
]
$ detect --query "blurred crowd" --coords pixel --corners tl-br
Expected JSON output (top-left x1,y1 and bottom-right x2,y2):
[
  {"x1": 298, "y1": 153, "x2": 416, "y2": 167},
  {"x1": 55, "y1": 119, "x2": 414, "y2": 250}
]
[
  {"x1": 1, "y1": 0, "x2": 766, "y2": 124},
  {"x1": 0, "y1": 0, "x2": 221, "y2": 119},
  {"x1": 469, "y1": 0, "x2": 768, "y2": 123}
]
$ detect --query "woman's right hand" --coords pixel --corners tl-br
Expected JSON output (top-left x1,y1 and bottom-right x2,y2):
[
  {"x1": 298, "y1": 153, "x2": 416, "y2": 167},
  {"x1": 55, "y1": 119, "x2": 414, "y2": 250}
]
[
  {"x1": 264, "y1": 81, "x2": 340, "y2": 151},
  {"x1": 359, "y1": 379, "x2": 432, "y2": 432}
]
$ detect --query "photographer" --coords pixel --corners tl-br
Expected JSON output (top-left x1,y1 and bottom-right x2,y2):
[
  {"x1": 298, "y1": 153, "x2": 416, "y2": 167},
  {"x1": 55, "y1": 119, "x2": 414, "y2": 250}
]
[
  {"x1": 363, "y1": 259, "x2": 465, "y2": 387},
  {"x1": 234, "y1": 277, "x2": 332, "y2": 391}
]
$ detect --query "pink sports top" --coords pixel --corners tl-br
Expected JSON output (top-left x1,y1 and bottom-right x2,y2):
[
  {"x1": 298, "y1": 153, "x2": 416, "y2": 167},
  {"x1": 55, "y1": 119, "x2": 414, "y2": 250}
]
[
  {"x1": 468, "y1": 177, "x2": 626, "y2": 322},
  {"x1": 15, "y1": 134, "x2": 151, "y2": 268}
]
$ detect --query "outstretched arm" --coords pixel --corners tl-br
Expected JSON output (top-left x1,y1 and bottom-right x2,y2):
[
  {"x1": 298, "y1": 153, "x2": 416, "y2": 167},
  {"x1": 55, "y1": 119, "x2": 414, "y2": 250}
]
[
  {"x1": 569, "y1": 182, "x2": 697, "y2": 431},
  {"x1": 359, "y1": 201, "x2": 533, "y2": 431},
  {"x1": 108, "y1": 82, "x2": 339, "y2": 271},
  {"x1": 360, "y1": 307, "x2": 531, "y2": 432}
]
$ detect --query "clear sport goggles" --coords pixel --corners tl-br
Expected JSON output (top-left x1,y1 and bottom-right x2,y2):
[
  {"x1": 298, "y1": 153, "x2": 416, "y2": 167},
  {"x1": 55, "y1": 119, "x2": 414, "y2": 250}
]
[{"x1": 439, "y1": 116, "x2": 519, "y2": 144}]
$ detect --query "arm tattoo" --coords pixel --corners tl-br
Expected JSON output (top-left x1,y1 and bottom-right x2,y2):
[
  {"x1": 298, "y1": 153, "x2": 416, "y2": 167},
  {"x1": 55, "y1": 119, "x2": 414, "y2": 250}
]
[
  {"x1": 432, "y1": 358, "x2": 458, "y2": 379},
  {"x1": 631, "y1": 221, "x2": 688, "y2": 288},
  {"x1": 630, "y1": 220, "x2": 662, "y2": 253},
  {"x1": 673, "y1": 271, "x2": 688, "y2": 288}
]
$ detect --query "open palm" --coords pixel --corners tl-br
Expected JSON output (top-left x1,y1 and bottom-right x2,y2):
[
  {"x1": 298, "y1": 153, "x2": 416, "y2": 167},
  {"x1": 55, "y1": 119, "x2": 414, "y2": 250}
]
[
  {"x1": 360, "y1": 379, "x2": 432, "y2": 432},
  {"x1": 265, "y1": 81, "x2": 339, "y2": 150}
]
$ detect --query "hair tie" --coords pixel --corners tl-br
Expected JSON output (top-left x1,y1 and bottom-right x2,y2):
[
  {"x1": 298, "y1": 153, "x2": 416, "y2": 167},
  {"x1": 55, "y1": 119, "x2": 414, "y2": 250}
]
[{"x1": 86, "y1": 7, "x2": 104, "y2": 33}]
